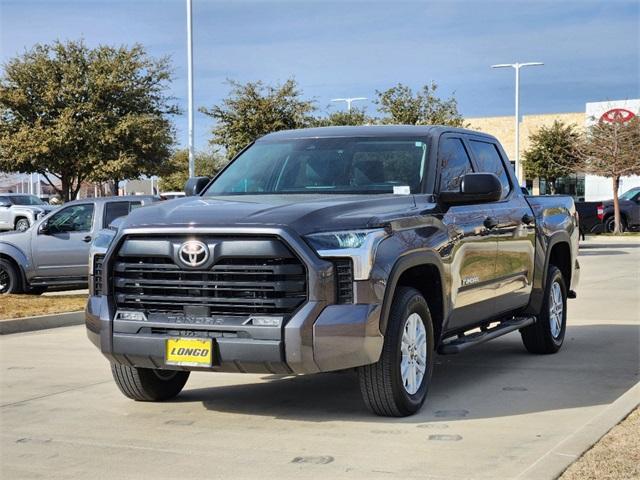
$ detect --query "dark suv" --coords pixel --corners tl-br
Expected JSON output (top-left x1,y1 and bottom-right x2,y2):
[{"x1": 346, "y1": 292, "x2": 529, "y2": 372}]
[{"x1": 86, "y1": 126, "x2": 579, "y2": 416}]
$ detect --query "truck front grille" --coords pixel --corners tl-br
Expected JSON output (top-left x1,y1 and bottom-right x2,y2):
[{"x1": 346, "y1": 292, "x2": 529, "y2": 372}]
[{"x1": 112, "y1": 236, "x2": 307, "y2": 316}]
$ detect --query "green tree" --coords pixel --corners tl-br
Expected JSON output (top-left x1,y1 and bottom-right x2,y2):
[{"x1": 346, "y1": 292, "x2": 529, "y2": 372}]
[
  {"x1": 158, "y1": 149, "x2": 225, "y2": 192},
  {"x1": 0, "y1": 40, "x2": 177, "y2": 201},
  {"x1": 200, "y1": 79, "x2": 316, "y2": 159},
  {"x1": 577, "y1": 117, "x2": 640, "y2": 233},
  {"x1": 314, "y1": 107, "x2": 372, "y2": 127},
  {"x1": 375, "y1": 82, "x2": 465, "y2": 126},
  {"x1": 522, "y1": 120, "x2": 581, "y2": 194}
]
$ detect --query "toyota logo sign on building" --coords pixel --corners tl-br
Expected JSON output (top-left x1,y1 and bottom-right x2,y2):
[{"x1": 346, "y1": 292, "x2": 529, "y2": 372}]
[{"x1": 600, "y1": 108, "x2": 636, "y2": 124}]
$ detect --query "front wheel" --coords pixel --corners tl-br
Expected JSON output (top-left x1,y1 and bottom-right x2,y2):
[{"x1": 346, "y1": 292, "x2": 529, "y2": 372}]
[
  {"x1": 357, "y1": 287, "x2": 434, "y2": 417},
  {"x1": 111, "y1": 364, "x2": 190, "y2": 401},
  {"x1": 14, "y1": 218, "x2": 30, "y2": 232},
  {"x1": 0, "y1": 259, "x2": 22, "y2": 294},
  {"x1": 520, "y1": 265, "x2": 567, "y2": 354}
]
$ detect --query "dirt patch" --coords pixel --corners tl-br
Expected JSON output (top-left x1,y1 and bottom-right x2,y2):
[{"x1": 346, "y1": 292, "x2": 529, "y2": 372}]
[
  {"x1": 560, "y1": 407, "x2": 640, "y2": 480},
  {"x1": 0, "y1": 294, "x2": 86, "y2": 320}
]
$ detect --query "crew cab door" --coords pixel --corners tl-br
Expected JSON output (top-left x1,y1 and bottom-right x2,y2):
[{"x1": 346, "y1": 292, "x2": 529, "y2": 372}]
[
  {"x1": 31, "y1": 203, "x2": 95, "y2": 281},
  {"x1": 467, "y1": 137, "x2": 535, "y2": 314},
  {"x1": 437, "y1": 135, "x2": 501, "y2": 331}
]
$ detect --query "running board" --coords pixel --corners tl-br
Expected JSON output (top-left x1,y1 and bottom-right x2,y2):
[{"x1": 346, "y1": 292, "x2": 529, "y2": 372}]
[{"x1": 438, "y1": 316, "x2": 536, "y2": 355}]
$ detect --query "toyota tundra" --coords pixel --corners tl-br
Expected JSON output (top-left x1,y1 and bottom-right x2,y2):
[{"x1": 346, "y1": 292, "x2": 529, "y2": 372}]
[{"x1": 86, "y1": 126, "x2": 579, "y2": 417}]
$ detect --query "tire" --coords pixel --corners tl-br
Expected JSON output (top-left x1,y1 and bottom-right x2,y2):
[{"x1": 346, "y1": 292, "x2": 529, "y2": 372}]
[
  {"x1": 357, "y1": 287, "x2": 434, "y2": 417},
  {"x1": 14, "y1": 218, "x2": 30, "y2": 232},
  {"x1": 111, "y1": 364, "x2": 190, "y2": 401},
  {"x1": 520, "y1": 265, "x2": 567, "y2": 354},
  {"x1": 604, "y1": 216, "x2": 627, "y2": 233},
  {"x1": 0, "y1": 258, "x2": 22, "y2": 294}
]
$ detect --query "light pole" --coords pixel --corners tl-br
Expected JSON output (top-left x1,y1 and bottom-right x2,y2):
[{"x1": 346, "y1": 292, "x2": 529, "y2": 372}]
[
  {"x1": 186, "y1": 0, "x2": 195, "y2": 178},
  {"x1": 330, "y1": 97, "x2": 367, "y2": 112},
  {"x1": 491, "y1": 62, "x2": 543, "y2": 186}
]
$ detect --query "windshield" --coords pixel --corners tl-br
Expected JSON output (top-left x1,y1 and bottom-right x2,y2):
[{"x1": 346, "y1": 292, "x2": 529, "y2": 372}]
[
  {"x1": 203, "y1": 137, "x2": 429, "y2": 196},
  {"x1": 619, "y1": 188, "x2": 640, "y2": 201},
  {"x1": 7, "y1": 195, "x2": 45, "y2": 206}
]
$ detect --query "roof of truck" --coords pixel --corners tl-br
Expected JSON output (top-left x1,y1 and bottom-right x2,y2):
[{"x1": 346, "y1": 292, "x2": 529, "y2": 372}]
[{"x1": 259, "y1": 125, "x2": 496, "y2": 141}]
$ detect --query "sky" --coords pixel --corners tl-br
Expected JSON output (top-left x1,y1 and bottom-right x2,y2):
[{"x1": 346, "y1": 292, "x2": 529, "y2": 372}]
[{"x1": 1, "y1": 0, "x2": 639, "y2": 152}]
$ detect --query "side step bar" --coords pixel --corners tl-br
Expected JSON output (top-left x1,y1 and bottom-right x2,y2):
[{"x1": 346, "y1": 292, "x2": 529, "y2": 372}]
[{"x1": 438, "y1": 316, "x2": 536, "y2": 355}]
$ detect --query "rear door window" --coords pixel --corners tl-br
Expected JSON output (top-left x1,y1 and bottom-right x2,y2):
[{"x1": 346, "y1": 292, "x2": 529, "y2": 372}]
[
  {"x1": 103, "y1": 201, "x2": 132, "y2": 227},
  {"x1": 468, "y1": 140, "x2": 511, "y2": 199}
]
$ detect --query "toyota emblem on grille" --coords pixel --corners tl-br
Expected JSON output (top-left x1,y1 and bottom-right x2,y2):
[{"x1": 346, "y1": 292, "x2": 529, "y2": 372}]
[{"x1": 178, "y1": 240, "x2": 209, "y2": 268}]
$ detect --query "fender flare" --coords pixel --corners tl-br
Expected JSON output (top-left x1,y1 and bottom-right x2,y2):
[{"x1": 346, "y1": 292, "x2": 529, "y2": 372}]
[
  {"x1": 525, "y1": 231, "x2": 572, "y2": 315},
  {"x1": 0, "y1": 241, "x2": 30, "y2": 287},
  {"x1": 378, "y1": 250, "x2": 447, "y2": 336}
]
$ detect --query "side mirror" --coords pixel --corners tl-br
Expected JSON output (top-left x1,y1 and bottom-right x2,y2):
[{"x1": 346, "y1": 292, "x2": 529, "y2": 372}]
[
  {"x1": 439, "y1": 173, "x2": 502, "y2": 205},
  {"x1": 0, "y1": 200, "x2": 10, "y2": 208},
  {"x1": 38, "y1": 220, "x2": 50, "y2": 235},
  {"x1": 184, "y1": 176, "x2": 210, "y2": 196}
]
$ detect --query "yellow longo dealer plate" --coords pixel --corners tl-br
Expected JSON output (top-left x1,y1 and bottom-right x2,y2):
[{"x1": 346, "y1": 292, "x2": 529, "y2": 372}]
[{"x1": 165, "y1": 338, "x2": 213, "y2": 367}]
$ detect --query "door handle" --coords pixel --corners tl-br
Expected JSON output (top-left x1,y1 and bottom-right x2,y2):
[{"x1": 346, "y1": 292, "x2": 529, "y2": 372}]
[
  {"x1": 484, "y1": 217, "x2": 499, "y2": 229},
  {"x1": 522, "y1": 213, "x2": 535, "y2": 225},
  {"x1": 82, "y1": 235, "x2": 92, "y2": 243}
]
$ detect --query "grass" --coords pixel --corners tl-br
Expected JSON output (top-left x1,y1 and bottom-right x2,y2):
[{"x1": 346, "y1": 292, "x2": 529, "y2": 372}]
[
  {"x1": 559, "y1": 407, "x2": 640, "y2": 480},
  {"x1": 598, "y1": 232, "x2": 640, "y2": 236},
  {"x1": 0, "y1": 294, "x2": 87, "y2": 320}
]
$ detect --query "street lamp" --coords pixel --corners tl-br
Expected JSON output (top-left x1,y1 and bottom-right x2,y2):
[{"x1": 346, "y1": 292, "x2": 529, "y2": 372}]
[
  {"x1": 186, "y1": 0, "x2": 195, "y2": 178},
  {"x1": 491, "y1": 62, "x2": 543, "y2": 186},
  {"x1": 330, "y1": 97, "x2": 367, "y2": 112}
]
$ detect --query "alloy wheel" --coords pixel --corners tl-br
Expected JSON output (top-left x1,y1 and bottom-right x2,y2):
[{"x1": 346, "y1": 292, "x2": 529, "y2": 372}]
[
  {"x1": 400, "y1": 313, "x2": 427, "y2": 395},
  {"x1": 549, "y1": 281, "x2": 563, "y2": 338}
]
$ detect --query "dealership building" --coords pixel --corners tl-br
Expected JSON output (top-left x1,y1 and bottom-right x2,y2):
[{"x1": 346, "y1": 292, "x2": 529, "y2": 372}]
[{"x1": 467, "y1": 99, "x2": 640, "y2": 201}]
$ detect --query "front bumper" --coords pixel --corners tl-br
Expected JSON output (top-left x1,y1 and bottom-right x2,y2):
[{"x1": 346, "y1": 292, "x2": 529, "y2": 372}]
[{"x1": 86, "y1": 294, "x2": 383, "y2": 374}]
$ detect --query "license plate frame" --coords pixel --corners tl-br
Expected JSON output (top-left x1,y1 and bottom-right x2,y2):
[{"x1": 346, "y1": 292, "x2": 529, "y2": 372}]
[{"x1": 165, "y1": 337, "x2": 213, "y2": 367}]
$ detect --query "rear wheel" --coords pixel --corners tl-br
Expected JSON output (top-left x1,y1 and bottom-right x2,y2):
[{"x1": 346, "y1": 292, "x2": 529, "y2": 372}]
[
  {"x1": 111, "y1": 364, "x2": 190, "y2": 401},
  {"x1": 357, "y1": 287, "x2": 434, "y2": 417},
  {"x1": 0, "y1": 259, "x2": 22, "y2": 294},
  {"x1": 604, "y1": 216, "x2": 626, "y2": 233},
  {"x1": 14, "y1": 218, "x2": 30, "y2": 232},
  {"x1": 520, "y1": 266, "x2": 567, "y2": 354}
]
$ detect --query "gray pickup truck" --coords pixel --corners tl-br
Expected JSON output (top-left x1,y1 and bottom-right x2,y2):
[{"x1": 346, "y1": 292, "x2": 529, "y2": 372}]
[
  {"x1": 86, "y1": 126, "x2": 580, "y2": 417},
  {"x1": 0, "y1": 195, "x2": 158, "y2": 294},
  {"x1": 0, "y1": 194, "x2": 56, "y2": 232}
]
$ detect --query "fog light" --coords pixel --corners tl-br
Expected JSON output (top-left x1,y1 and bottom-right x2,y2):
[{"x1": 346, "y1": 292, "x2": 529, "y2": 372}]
[
  {"x1": 247, "y1": 316, "x2": 282, "y2": 327},
  {"x1": 116, "y1": 310, "x2": 147, "y2": 321}
]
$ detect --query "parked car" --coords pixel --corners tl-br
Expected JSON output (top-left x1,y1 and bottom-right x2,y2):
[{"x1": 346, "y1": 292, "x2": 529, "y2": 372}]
[
  {"x1": 575, "y1": 201, "x2": 603, "y2": 237},
  {"x1": 0, "y1": 194, "x2": 57, "y2": 232},
  {"x1": 86, "y1": 126, "x2": 579, "y2": 417},
  {"x1": 599, "y1": 186, "x2": 640, "y2": 232},
  {"x1": 0, "y1": 195, "x2": 159, "y2": 294}
]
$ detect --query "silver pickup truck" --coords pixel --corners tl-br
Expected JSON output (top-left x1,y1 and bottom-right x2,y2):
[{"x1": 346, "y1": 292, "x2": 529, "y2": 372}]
[
  {"x1": 0, "y1": 195, "x2": 158, "y2": 294},
  {"x1": 0, "y1": 194, "x2": 56, "y2": 232}
]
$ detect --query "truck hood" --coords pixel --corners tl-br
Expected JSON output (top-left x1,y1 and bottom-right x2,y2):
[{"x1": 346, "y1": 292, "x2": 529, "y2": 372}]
[
  {"x1": 12, "y1": 204, "x2": 55, "y2": 215},
  {"x1": 119, "y1": 194, "x2": 420, "y2": 235},
  {"x1": 0, "y1": 228, "x2": 30, "y2": 252}
]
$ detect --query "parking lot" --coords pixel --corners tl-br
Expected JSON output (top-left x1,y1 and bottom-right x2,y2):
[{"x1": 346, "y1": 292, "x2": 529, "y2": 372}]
[{"x1": 1, "y1": 239, "x2": 638, "y2": 480}]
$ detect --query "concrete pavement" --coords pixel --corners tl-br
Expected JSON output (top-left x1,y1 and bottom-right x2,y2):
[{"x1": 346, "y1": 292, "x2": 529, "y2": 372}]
[{"x1": 1, "y1": 243, "x2": 638, "y2": 480}]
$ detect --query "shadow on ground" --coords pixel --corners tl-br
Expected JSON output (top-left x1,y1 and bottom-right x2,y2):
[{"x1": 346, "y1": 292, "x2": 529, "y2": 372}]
[{"x1": 173, "y1": 323, "x2": 639, "y2": 423}]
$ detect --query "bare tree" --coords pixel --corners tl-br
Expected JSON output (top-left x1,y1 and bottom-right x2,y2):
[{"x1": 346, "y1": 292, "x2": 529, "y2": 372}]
[{"x1": 576, "y1": 117, "x2": 640, "y2": 233}]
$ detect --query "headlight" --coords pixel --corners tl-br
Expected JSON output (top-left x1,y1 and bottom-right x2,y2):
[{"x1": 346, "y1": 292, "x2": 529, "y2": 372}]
[{"x1": 305, "y1": 228, "x2": 388, "y2": 280}]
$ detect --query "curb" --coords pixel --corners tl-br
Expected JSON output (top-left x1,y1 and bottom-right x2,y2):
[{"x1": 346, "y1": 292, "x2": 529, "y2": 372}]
[
  {"x1": 517, "y1": 381, "x2": 640, "y2": 479},
  {"x1": 0, "y1": 310, "x2": 84, "y2": 335}
]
